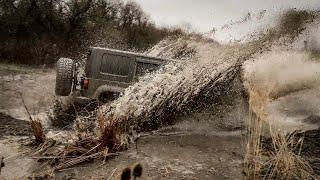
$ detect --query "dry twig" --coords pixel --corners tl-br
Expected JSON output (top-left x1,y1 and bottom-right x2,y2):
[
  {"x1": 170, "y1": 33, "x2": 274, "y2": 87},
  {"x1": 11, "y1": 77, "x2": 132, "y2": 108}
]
[{"x1": 20, "y1": 92, "x2": 45, "y2": 143}]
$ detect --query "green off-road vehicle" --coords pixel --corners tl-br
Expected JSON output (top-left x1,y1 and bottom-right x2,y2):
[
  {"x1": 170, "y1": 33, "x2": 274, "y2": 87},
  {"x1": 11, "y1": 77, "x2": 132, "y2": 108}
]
[{"x1": 55, "y1": 47, "x2": 173, "y2": 102}]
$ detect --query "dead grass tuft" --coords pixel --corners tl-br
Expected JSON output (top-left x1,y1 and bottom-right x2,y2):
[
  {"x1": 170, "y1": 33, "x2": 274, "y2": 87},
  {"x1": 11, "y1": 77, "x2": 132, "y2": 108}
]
[
  {"x1": 262, "y1": 130, "x2": 316, "y2": 179},
  {"x1": 244, "y1": 115, "x2": 317, "y2": 179},
  {"x1": 20, "y1": 92, "x2": 46, "y2": 144},
  {"x1": 244, "y1": 87, "x2": 318, "y2": 179},
  {"x1": 30, "y1": 120, "x2": 46, "y2": 144},
  {"x1": 50, "y1": 114, "x2": 126, "y2": 171},
  {"x1": 99, "y1": 114, "x2": 124, "y2": 153},
  {"x1": 97, "y1": 111, "x2": 106, "y2": 135}
]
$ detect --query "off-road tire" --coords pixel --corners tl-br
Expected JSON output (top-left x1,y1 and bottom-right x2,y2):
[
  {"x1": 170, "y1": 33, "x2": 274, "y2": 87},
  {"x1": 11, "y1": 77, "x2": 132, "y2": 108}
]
[{"x1": 55, "y1": 58, "x2": 75, "y2": 96}]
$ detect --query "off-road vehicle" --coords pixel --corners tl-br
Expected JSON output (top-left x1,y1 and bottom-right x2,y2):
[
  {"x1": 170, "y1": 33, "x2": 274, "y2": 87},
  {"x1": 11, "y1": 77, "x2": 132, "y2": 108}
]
[{"x1": 55, "y1": 47, "x2": 174, "y2": 102}]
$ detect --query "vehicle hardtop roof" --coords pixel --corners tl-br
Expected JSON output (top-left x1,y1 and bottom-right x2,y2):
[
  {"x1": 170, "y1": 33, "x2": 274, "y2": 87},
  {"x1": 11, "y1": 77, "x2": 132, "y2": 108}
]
[{"x1": 91, "y1": 47, "x2": 180, "y2": 63}]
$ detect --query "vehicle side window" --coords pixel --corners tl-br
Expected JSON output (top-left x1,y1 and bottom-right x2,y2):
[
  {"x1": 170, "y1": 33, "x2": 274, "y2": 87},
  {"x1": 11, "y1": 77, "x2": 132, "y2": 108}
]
[
  {"x1": 136, "y1": 62, "x2": 160, "y2": 77},
  {"x1": 100, "y1": 54, "x2": 130, "y2": 77}
]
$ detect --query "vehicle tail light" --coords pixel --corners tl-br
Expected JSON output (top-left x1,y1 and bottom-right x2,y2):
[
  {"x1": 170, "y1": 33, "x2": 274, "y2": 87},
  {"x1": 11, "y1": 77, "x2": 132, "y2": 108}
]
[{"x1": 83, "y1": 79, "x2": 89, "y2": 89}]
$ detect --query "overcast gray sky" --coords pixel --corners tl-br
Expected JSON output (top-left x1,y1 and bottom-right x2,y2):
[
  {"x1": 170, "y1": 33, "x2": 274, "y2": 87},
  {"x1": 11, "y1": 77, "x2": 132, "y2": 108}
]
[{"x1": 132, "y1": 0, "x2": 320, "y2": 33}]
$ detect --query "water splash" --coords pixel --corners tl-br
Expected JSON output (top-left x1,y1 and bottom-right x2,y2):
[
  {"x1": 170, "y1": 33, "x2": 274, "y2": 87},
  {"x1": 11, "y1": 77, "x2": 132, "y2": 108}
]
[{"x1": 100, "y1": 10, "x2": 317, "y2": 133}]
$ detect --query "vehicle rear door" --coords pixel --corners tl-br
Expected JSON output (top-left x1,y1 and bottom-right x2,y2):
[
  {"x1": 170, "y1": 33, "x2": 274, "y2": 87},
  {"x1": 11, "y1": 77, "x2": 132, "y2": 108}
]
[{"x1": 99, "y1": 50, "x2": 135, "y2": 83}]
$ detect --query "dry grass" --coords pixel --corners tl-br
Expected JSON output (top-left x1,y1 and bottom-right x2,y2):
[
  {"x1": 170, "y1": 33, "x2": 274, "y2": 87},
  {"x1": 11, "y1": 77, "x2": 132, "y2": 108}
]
[
  {"x1": 243, "y1": 11, "x2": 320, "y2": 175},
  {"x1": 99, "y1": 114, "x2": 122, "y2": 153},
  {"x1": 244, "y1": 87, "x2": 269, "y2": 179},
  {"x1": 244, "y1": 114, "x2": 317, "y2": 179},
  {"x1": 244, "y1": 88, "x2": 318, "y2": 179},
  {"x1": 30, "y1": 104, "x2": 125, "y2": 171},
  {"x1": 51, "y1": 114, "x2": 126, "y2": 171},
  {"x1": 20, "y1": 92, "x2": 46, "y2": 144},
  {"x1": 97, "y1": 111, "x2": 106, "y2": 135},
  {"x1": 244, "y1": 109, "x2": 263, "y2": 179},
  {"x1": 262, "y1": 129, "x2": 316, "y2": 179},
  {"x1": 30, "y1": 120, "x2": 46, "y2": 144}
]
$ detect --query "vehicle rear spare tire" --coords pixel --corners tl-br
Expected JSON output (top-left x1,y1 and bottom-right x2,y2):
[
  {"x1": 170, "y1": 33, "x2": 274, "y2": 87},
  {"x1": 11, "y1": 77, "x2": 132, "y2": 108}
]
[{"x1": 55, "y1": 58, "x2": 75, "y2": 96}]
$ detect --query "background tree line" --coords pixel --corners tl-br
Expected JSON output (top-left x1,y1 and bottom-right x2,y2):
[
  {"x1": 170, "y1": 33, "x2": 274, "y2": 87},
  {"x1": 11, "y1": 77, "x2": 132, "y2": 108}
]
[{"x1": 0, "y1": 0, "x2": 184, "y2": 65}]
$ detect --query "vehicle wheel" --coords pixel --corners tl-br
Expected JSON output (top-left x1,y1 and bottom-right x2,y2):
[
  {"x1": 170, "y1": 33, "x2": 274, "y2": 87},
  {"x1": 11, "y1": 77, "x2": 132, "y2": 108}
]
[
  {"x1": 55, "y1": 58, "x2": 75, "y2": 96},
  {"x1": 98, "y1": 91, "x2": 119, "y2": 103}
]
